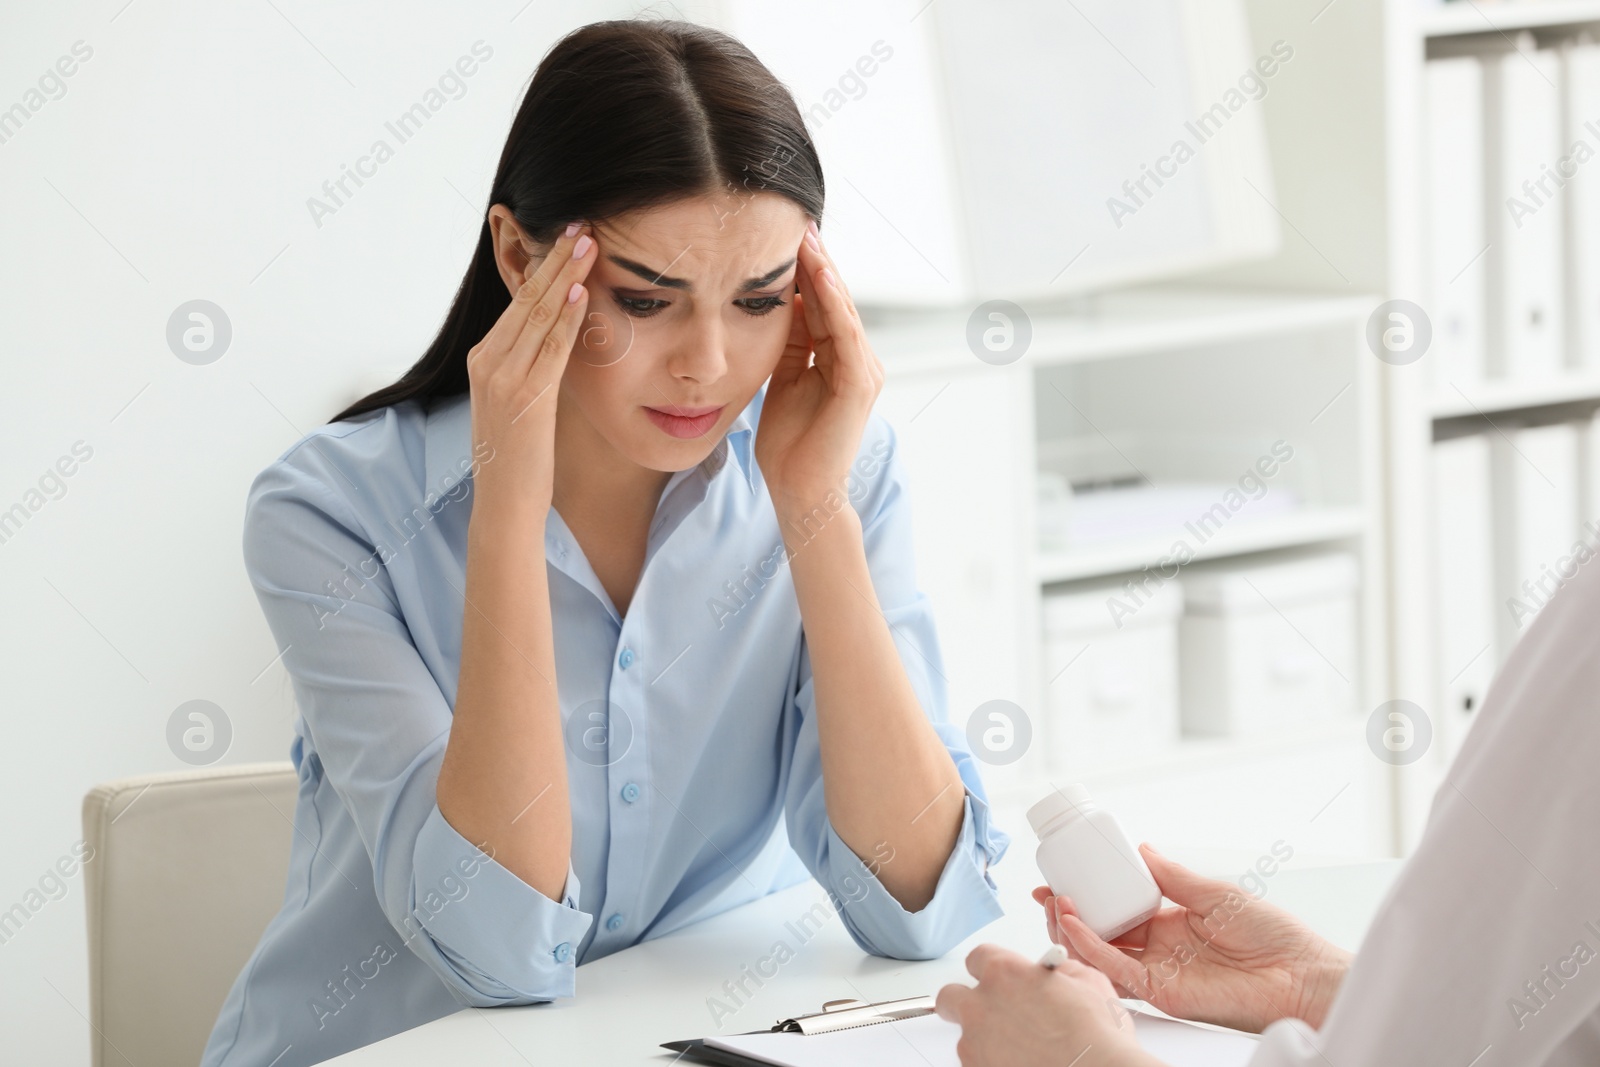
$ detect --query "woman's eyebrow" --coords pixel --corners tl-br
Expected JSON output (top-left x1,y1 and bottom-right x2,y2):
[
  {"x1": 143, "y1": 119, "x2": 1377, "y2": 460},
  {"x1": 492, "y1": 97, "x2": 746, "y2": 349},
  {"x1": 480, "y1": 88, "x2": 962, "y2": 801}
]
[{"x1": 605, "y1": 253, "x2": 796, "y2": 292}]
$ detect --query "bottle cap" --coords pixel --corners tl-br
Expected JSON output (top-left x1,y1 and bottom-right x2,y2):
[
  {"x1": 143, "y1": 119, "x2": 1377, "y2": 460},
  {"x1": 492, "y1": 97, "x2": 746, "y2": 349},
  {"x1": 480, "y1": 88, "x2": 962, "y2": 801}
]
[{"x1": 1026, "y1": 783, "x2": 1094, "y2": 837}]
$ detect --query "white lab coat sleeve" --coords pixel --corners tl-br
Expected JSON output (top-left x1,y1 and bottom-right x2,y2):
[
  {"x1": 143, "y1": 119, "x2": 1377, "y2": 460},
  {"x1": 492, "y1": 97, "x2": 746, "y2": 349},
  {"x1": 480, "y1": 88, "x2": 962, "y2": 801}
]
[{"x1": 1248, "y1": 557, "x2": 1600, "y2": 1066}]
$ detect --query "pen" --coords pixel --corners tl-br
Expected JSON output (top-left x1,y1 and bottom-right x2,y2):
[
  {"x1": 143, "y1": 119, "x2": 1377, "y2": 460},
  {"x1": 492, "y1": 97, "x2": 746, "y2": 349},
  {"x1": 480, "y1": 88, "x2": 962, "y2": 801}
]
[{"x1": 1037, "y1": 943, "x2": 1069, "y2": 970}]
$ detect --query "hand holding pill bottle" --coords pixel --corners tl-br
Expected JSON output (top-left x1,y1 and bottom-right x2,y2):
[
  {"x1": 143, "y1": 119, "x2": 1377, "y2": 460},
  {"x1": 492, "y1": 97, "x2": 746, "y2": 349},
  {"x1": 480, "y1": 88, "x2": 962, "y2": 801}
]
[{"x1": 1028, "y1": 784, "x2": 1162, "y2": 942}]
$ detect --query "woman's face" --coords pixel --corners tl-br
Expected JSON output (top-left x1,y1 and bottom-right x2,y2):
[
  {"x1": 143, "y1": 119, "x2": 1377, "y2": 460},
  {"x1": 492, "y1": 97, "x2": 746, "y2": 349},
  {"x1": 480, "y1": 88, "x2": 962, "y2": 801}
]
[{"x1": 494, "y1": 192, "x2": 810, "y2": 476}]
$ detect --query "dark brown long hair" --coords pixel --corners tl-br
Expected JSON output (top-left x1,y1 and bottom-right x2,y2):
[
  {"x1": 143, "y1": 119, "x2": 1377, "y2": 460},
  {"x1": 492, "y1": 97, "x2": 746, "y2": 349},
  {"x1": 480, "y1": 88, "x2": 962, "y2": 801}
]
[{"x1": 329, "y1": 17, "x2": 826, "y2": 425}]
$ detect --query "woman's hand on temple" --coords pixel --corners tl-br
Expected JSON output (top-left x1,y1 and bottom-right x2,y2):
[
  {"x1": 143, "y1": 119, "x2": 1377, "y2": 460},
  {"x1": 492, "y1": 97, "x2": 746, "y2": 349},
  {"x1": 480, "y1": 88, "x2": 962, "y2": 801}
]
[
  {"x1": 1032, "y1": 844, "x2": 1352, "y2": 1034},
  {"x1": 754, "y1": 220, "x2": 885, "y2": 525},
  {"x1": 466, "y1": 220, "x2": 596, "y2": 515}
]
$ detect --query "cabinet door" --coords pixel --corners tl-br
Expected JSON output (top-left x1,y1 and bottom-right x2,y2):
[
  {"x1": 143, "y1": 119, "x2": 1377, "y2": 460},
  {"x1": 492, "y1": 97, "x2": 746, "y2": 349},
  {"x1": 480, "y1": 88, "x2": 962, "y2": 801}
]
[{"x1": 874, "y1": 365, "x2": 1039, "y2": 786}]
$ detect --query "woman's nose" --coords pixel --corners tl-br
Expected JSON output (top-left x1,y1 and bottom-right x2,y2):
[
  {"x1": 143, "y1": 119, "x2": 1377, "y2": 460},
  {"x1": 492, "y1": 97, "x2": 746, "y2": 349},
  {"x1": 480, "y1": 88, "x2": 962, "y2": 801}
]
[{"x1": 666, "y1": 315, "x2": 729, "y2": 381}]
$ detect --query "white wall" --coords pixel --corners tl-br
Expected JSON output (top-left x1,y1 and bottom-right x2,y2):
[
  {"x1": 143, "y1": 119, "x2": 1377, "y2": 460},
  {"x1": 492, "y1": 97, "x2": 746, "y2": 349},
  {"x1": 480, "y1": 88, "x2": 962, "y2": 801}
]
[{"x1": 0, "y1": 2, "x2": 654, "y2": 1060}]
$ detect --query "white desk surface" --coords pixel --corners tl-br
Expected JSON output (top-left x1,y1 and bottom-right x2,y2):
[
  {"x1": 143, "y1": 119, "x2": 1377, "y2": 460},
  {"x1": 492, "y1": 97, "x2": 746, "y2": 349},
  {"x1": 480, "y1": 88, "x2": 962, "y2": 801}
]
[{"x1": 325, "y1": 845, "x2": 1401, "y2": 1065}]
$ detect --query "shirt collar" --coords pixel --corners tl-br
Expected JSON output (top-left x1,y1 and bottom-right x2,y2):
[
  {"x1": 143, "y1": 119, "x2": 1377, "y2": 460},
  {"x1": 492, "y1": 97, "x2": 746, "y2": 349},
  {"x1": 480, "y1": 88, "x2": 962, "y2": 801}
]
[
  {"x1": 422, "y1": 391, "x2": 759, "y2": 499},
  {"x1": 717, "y1": 402, "x2": 759, "y2": 493}
]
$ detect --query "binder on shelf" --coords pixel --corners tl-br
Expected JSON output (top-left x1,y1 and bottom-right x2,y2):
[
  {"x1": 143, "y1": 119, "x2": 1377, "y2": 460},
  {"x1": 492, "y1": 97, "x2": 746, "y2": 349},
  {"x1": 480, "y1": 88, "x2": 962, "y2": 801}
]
[
  {"x1": 1563, "y1": 38, "x2": 1600, "y2": 375},
  {"x1": 1424, "y1": 55, "x2": 1486, "y2": 393},
  {"x1": 1430, "y1": 433, "x2": 1497, "y2": 757},
  {"x1": 1489, "y1": 421, "x2": 1582, "y2": 658},
  {"x1": 1579, "y1": 409, "x2": 1600, "y2": 525},
  {"x1": 1483, "y1": 37, "x2": 1566, "y2": 383}
]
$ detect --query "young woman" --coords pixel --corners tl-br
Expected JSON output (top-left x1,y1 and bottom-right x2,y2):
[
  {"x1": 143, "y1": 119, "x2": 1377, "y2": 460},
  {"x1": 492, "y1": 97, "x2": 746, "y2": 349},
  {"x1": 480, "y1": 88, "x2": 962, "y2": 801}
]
[{"x1": 201, "y1": 19, "x2": 1008, "y2": 1067}]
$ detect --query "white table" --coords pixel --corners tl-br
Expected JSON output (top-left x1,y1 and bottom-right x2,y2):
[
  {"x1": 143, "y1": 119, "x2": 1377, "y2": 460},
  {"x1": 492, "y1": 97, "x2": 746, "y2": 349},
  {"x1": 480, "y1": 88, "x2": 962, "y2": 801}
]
[{"x1": 326, "y1": 850, "x2": 1402, "y2": 1065}]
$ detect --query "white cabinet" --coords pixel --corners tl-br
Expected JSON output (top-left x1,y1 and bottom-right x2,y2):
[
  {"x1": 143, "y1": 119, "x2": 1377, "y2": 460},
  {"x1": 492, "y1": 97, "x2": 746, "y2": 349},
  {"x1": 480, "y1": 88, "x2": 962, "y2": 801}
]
[
  {"x1": 1042, "y1": 579, "x2": 1182, "y2": 769},
  {"x1": 1178, "y1": 552, "x2": 1360, "y2": 738},
  {"x1": 871, "y1": 290, "x2": 1391, "y2": 856}
]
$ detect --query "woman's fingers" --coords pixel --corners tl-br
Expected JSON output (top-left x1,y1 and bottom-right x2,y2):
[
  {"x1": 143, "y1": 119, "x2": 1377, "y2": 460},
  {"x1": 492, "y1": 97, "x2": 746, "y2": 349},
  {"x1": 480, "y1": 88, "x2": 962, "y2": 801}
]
[
  {"x1": 963, "y1": 942, "x2": 1012, "y2": 982},
  {"x1": 468, "y1": 222, "x2": 584, "y2": 372},
  {"x1": 1033, "y1": 887, "x2": 1072, "y2": 948},
  {"x1": 515, "y1": 284, "x2": 587, "y2": 405},
  {"x1": 1058, "y1": 897, "x2": 1153, "y2": 951},
  {"x1": 509, "y1": 227, "x2": 596, "y2": 378},
  {"x1": 1031, "y1": 887, "x2": 1055, "y2": 937},
  {"x1": 801, "y1": 219, "x2": 857, "y2": 316},
  {"x1": 524, "y1": 220, "x2": 589, "y2": 295},
  {"x1": 770, "y1": 288, "x2": 813, "y2": 391},
  {"x1": 800, "y1": 227, "x2": 848, "y2": 320},
  {"x1": 793, "y1": 227, "x2": 830, "y2": 349},
  {"x1": 795, "y1": 223, "x2": 872, "y2": 390},
  {"x1": 934, "y1": 982, "x2": 972, "y2": 1023},
  {"x1": 1058, "y1": 913, "x2": 1153, "y2": 1001},
  {"x1": 1138, "y1": 843, "x2": 1234, "y2": 914}
]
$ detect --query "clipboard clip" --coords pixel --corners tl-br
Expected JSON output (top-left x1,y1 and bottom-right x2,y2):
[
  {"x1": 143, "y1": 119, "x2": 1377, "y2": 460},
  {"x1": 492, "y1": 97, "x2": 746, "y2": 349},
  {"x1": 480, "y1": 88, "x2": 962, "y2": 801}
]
[{"x1": 772, "y1": 994, "x2": 937, "y2": 1035}]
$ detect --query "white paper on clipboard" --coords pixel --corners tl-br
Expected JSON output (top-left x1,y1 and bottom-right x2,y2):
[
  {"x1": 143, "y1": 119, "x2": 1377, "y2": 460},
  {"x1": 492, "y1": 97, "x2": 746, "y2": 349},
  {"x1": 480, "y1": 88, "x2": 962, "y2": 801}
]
[{"x1": 705, "y1": 1000, "x2": 1259, "y2": 1067}]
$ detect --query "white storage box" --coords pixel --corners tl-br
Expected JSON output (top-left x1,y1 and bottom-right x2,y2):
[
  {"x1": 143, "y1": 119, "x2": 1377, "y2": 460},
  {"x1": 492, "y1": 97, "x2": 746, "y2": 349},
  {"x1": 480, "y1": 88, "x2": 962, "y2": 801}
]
[
  {"x1": 1041, "y1": 578, "x2": 1183, "y2": 770},
  {"x1": 1178, "y1": 552, "x2": 1359, "y2": 738}
]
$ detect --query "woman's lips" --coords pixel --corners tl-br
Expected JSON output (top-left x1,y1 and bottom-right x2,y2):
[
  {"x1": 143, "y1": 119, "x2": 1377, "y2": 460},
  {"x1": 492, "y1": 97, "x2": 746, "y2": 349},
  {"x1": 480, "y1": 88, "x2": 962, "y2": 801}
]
[{"x1": 644, "y1": 404, "x2": 725, "y2": 438}]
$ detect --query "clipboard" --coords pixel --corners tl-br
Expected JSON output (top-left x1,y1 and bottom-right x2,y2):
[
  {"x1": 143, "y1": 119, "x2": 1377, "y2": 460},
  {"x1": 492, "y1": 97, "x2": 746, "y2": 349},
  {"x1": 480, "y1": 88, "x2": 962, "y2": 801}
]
[
  {"x1": 662, "y1": 995, "x2": 936, "y2": 1066},
  {"x1": 663, "y1": 993, "x2": 1261, "y2": 1067}
]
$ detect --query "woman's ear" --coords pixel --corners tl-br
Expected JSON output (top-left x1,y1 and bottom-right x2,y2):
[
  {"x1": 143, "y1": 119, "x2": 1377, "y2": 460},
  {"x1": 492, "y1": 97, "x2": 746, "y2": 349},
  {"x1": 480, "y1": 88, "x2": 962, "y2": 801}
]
[{"x1": 486, "y1": 204, "x2": 542, "y2": 297}]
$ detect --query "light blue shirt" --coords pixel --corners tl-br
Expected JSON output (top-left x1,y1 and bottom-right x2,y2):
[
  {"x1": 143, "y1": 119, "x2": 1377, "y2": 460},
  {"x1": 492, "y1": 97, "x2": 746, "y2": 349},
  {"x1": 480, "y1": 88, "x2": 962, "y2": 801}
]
[{"x1": 201, "y1": 383, "x2": 1010, "y2": 1067}]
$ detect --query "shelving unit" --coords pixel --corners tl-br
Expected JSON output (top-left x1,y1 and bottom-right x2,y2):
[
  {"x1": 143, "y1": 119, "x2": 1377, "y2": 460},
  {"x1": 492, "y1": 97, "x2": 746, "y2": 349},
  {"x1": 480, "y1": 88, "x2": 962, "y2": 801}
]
[
  {"x1": 1413, "y1": 0, "x2": 1600, "y2": 37},
  {"x1": 864, "y1": 287, "x2": 1381, "y2": 373},
  {"x1": 1381, "y1": 0, "x2": 1600, "y2": 850},
  {"x1": 864, "y1": 0, "x2": 1600, "y2": 861},
  {"x1": 1205, "y1": 0, "x2": 1600, "y2": 852},
  {"x1": 1036, "y1": 506, "x2": 1367, "y2": 584},
  {"x1": 1429, "y1": 374, "x2": 1600, "y2": 419},
  {"x1": 869, "y1": 286, "x2": 1394, "y2": 859}
]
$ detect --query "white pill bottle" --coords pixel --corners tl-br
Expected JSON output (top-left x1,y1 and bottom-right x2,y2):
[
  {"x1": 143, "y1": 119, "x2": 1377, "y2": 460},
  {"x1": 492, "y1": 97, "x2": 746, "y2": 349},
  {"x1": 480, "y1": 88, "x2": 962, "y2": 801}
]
[{"x1": 1028, "y1": 784, "x2": 1163, "y2": 941}]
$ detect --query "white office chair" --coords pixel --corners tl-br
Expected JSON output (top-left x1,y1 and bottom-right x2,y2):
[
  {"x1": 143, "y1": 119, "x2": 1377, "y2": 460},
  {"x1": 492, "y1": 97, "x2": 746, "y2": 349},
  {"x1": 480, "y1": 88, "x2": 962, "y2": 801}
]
[{"x1": 82, "y1": 762, "x2": 299, "y2": 1067}]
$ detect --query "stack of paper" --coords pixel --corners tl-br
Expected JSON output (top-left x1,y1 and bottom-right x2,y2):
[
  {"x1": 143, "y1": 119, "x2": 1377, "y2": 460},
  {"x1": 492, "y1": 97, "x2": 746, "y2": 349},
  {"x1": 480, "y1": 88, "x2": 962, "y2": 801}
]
[{"x1": 1047, "y1": 482, "x2": 1301, "y2": 547}]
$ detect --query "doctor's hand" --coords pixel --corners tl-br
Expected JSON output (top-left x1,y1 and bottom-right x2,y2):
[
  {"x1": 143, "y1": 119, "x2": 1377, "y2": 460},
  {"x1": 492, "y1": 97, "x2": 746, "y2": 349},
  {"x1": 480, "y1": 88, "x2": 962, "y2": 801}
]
[
  {"x1": 934, "y1": 945, "x2": 1166, "y2": 1067},
  {"x1": 1033, "y1": 844, "x2": 1352, "y2": 1035}
]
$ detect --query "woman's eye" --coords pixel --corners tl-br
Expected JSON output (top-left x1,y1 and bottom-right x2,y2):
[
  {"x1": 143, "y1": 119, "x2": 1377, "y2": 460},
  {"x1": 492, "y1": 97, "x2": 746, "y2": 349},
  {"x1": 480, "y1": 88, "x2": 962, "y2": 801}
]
[
  {"x1": 612, "y1": 294, "x2": 788, "y2": 318},
  {"x1": 736, "y1": 295, "x2": 787, "y2": 317},
  {"x1": 614, "y1": 295, "x2": 667, "y2": 318}
]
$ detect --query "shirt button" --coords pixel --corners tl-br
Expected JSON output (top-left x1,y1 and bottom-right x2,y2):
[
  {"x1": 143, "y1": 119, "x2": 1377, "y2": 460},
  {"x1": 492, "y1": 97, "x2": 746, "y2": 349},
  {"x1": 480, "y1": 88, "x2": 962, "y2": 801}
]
[
  {"x1": 619, "y1": 648, "x2": 635, "y2": 670},
  {"x1": 606, "y1": 913, "x2": 624, "y2": 931},
  {"x1": 552, "y1": 941, "x2": 571, "y2": 963},
  {"x1": 621, "y1": 782, "x2": 640, "y2": 803}
]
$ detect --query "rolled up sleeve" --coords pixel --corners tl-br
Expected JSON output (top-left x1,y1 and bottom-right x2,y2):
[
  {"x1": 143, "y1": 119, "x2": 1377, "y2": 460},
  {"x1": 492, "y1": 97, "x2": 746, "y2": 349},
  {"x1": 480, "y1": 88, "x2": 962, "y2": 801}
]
[
  {"x1": 244, "y1": 452, "x2": 592, "y2": 1005},
  {"x1": 815, "y1": 774, "x2": 1008, "y2": 960},
  {"x1": 781, "y1": 416, "x2": 1010, "y2": 960}
]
